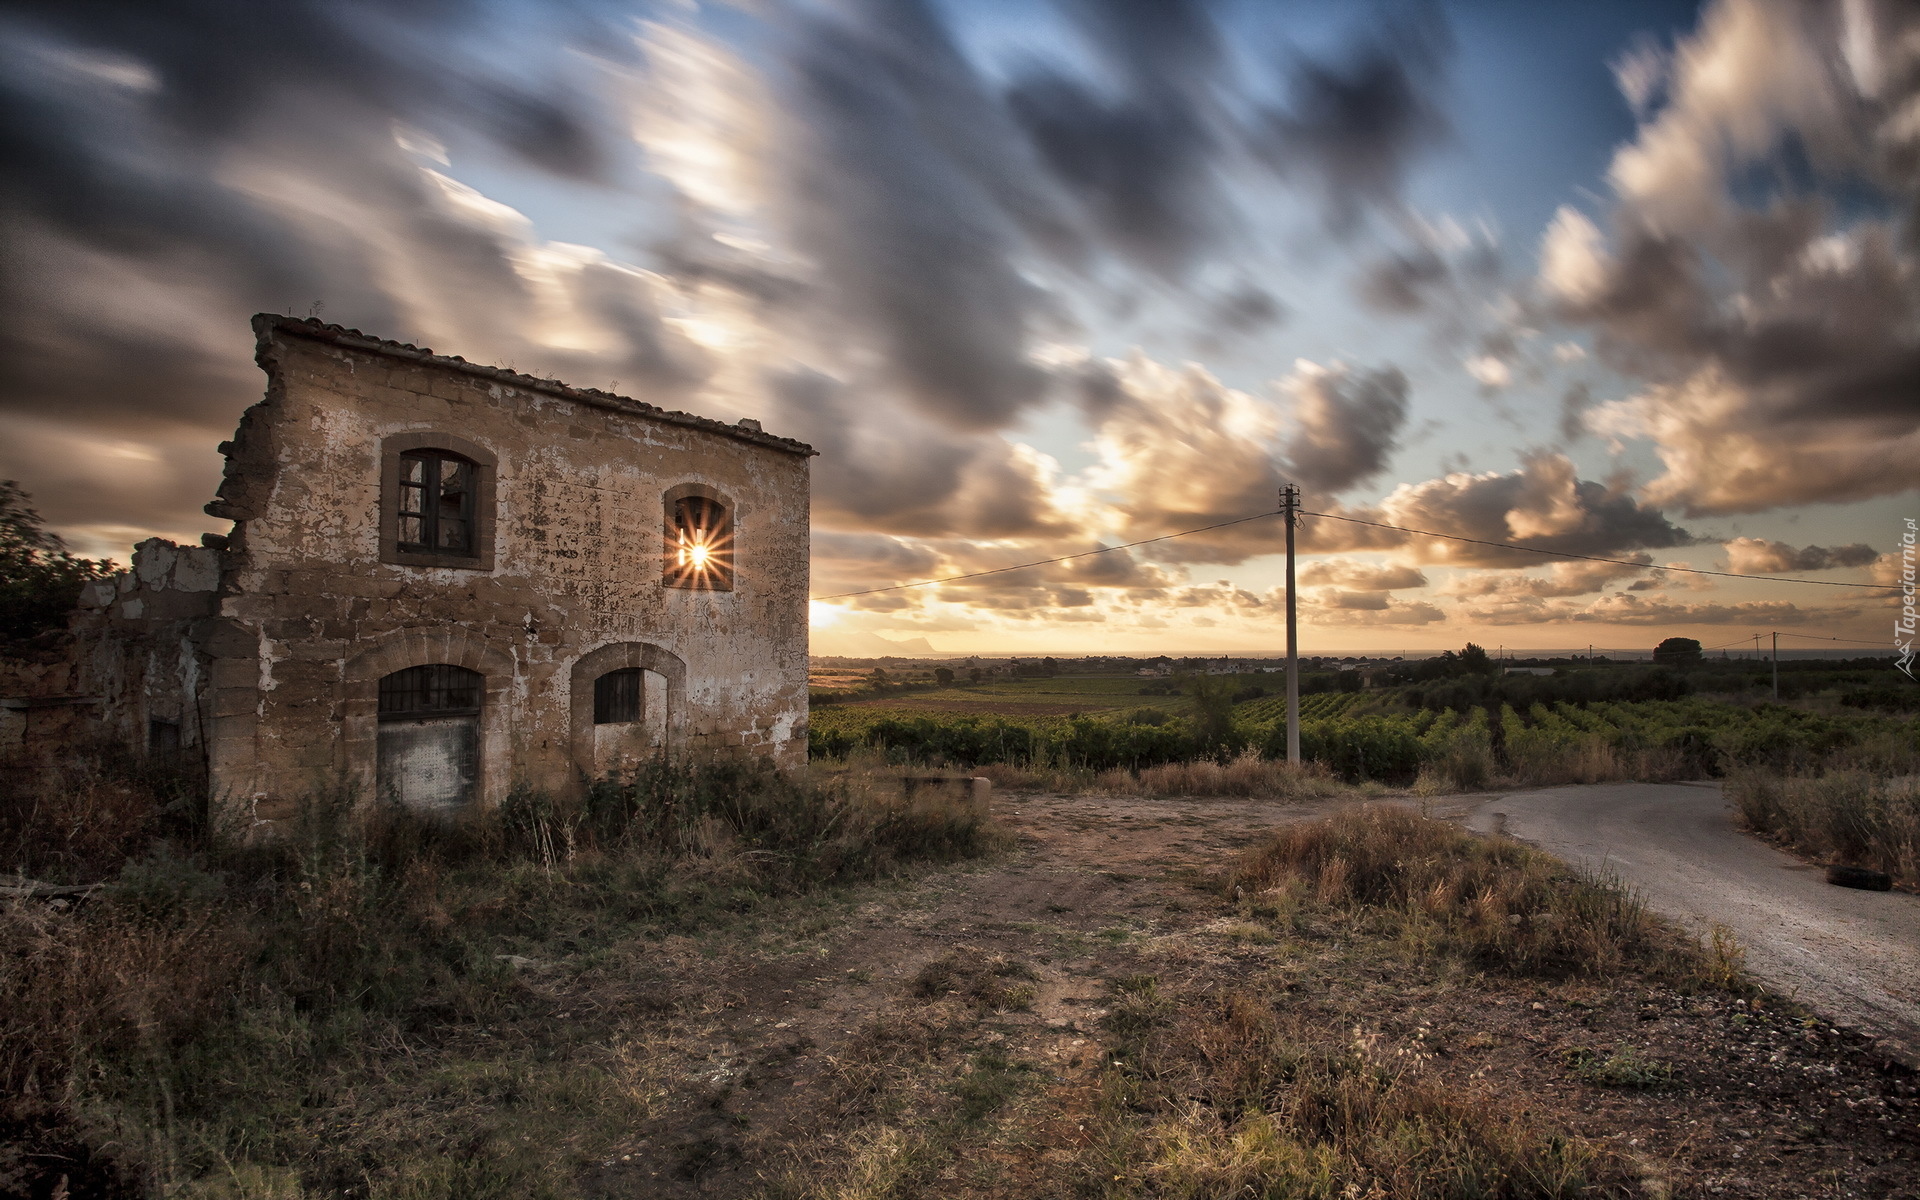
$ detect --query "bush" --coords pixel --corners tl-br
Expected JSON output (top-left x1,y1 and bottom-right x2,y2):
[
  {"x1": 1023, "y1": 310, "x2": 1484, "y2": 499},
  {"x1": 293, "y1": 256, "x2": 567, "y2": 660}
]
[{"x1": 0, "y1": 481, "x2": 114, "y2": 642}]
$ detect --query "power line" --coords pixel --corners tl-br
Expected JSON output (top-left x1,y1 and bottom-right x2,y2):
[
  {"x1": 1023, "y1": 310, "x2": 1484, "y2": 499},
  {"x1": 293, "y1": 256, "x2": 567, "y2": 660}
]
[
  {"x1": 810, "y1": 504, "x2": 1902, "y2": 600},
  {"x1": 809, "y1": 509, "x2": 1283, "y2": 601},
  {"x1": 1706, "y1": 632, "x2": 1891, "y2": 651},
  {"x1": 1303, "y1": 510, "x2": 1903, "y2": 592},
  {"x1": 1776, "y1": 631, "x2": 1893, "y2": 647}
]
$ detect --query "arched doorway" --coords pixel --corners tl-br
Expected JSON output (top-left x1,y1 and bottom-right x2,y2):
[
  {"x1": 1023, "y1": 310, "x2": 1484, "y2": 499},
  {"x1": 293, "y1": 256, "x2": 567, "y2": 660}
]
[
  {"x1": 377, "y1": 664, "x2": 482, "y2": 810},
  {"x1": 590, "y1": 666, "x2": 670, "y2": 775},
  {"x1": 569, "y1": 642, "x2": 686, "y2": 784}
]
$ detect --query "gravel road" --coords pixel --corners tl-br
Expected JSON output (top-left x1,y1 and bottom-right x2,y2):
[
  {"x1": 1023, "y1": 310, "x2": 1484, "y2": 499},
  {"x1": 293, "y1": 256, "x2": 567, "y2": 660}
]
[{"x1": 1457, "y1": 781, "x2": 1920, "y2": 1066}]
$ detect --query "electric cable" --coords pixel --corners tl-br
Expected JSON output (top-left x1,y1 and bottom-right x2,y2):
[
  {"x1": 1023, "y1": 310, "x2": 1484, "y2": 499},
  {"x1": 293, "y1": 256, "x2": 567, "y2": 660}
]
[
  {"x1": 809, "y1": 509, "x2": 1284, "y2": 600},
  {"x1": 811, "y1": 505, "x2": 1903, "y2": 599},
  {"x1": 1301, "y1": 510, "x2": 1902, "y2": 591}
]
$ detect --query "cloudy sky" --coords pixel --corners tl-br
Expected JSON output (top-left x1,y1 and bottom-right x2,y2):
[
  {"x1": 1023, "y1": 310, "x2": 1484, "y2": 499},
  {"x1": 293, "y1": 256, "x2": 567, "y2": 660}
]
[{"x1": 1, "y1": 0, "x2": 1914, "y2": 656}]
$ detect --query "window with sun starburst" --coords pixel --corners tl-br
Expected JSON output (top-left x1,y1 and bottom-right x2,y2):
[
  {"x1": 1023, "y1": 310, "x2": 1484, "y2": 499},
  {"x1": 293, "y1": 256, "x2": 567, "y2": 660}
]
[{"x1": 663, "y1": 488, "x2": 733, "y2": 591}]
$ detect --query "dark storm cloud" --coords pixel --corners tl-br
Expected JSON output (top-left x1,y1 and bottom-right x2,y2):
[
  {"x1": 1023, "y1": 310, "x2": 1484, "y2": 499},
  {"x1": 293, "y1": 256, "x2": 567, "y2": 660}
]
[
  {"x1": 766, "y1": 367, "x2": 1072, "y2": 540},
  {"x1": 1357, "y1": 245, "x2": 1449, "y2": 312},
  {"x1": 769, "y1": 0, "x2": 1066, "y2": 432},
  {"x1": 1371, "y1": 452, "x2": 1691, "y2": 568},
  {"x1": 1557, "y1": 381, "x2": 1594, "y2": 444},
  {"x1": 1723, "y1": 538, "x2": 1879, "y2": 575},
  {"x1": 1259, "y1": 4, "x2": 1453, "y2": 234},
  {"x1": 1068, "y1": 353, "x2": 1413, "y2": 566},
  {"x1": 0, "y1": 0, "x2": 616, "y2": 246},
  {"x1": 1209, "y1": 283, "x2": 1287, "y2": 334},
  {"x1": 1005, "y1": 0, "x2": 1226, "y2": 276},
  {"x1": 1355, "y1": 221, "x2": 1500, "y2": 317},
  {"x1": 1000, "y1": 0, "x2": 1456, "y2": 274},
  {"x1": 1281, "y1": 363, "x2": 1409, "y2": 495},
  {"x1": 0, "y1": 0, "x2": 702, "y2": 544}
]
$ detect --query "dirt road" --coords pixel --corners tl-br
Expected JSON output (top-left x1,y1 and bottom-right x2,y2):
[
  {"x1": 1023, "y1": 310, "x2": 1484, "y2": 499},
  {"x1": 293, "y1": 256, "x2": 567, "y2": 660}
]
[
  {"x1": 1459, "y1": 781, "x2": 1920, "y2": 1067},
  {"x1": 587, "y1": 788, "x2": 1918, "y2": 1197}
]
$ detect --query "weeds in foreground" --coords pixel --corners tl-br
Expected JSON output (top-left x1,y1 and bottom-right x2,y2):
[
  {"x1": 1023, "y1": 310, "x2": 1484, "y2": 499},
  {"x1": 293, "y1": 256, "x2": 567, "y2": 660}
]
[
  {"x1": 911, "y1": 949, "x2": 1037, "y2": 1013},
  {"x1": 1059, "y1": 810, "x2": 1714, "y2": 1198},
  {"x1": 1728, "y1": 767, "x2": 1920, "y2": 889},
  {"x1": 0, "y1": 752, "x2": 204, "y2": 884},
  {"x1": 1100, "y1": 752, "x2": 1358, "y2": 800},
  {"x1": 1561, "y1": 1046, "x2": 1676, "y2": 1090},
  {"x1": 1228, "y1": 805, "x2": 1693, "y2": 982},
  {"x1": 0, "y1": 757, "x2": 993, "y2": 1199},
  {"x1": 1078, "y1": 979, "x2": 1636, "y2": 1199}
]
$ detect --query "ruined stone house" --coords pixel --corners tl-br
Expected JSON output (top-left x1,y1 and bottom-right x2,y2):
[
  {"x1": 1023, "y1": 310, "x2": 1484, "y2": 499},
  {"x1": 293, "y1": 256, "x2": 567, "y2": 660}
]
[{"x1": 5, "y1": 315, "x2": 813, "y2": 820}]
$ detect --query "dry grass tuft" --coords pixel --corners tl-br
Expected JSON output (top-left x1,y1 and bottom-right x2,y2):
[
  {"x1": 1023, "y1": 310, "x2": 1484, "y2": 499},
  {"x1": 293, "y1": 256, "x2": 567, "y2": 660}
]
[
  {"x1": 967, "y1": 760, "x2": 1096, "y2": 793},
  {"x1": 1081, "y1": 981, "x2": 1635, "y2": 1199},
  {"x1": 0, "y1": 755, "x2": 193, "y2": 884},
  {"x1": 1100, "y1": 752, "x2": 1354, "y2": 800},
  {"x1": 911, "y1": 949, "x2": 1037, "y2": 1013},
  {"x1": 1230, "y1": 805, "x2": 1689, "y2": 981},
  {"x1": 1729, "y1": 768, "x2": 1920, "y2": 889}
]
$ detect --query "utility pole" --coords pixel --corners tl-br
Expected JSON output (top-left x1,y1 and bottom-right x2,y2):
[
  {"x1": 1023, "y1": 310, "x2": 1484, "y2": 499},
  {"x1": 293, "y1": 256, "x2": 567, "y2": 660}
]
[
  {"x1": 1282, "y1": 483, "x2": 1301, "y2": 765},
  {"x1": 1772, "y1": 631, "x2": 1779, "y2": 701}
]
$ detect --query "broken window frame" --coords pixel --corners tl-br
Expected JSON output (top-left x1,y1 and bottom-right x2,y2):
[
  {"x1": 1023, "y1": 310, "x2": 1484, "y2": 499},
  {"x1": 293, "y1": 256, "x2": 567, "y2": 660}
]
[
  {"x1": 379, "y1": 433, "x2": 498, "y2": 571},
  {"x1": 396, "y1": 450, "x2": 477, "y2": 557}
]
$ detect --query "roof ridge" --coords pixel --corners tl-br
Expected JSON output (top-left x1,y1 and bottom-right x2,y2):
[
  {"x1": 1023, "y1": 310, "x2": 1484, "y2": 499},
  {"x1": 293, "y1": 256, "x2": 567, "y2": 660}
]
[{"x1": 252, "y1": 313, "x2": 815, "y2": 457}]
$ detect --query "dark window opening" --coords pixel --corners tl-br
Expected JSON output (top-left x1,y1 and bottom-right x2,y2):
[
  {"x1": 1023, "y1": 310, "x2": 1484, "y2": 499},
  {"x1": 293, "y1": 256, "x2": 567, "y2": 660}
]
[
  {"x1": 664, "y1": 494, "x2": 732, "y2": 589},
  {"x1": 594, "y1": 668, "x2": 643, "y2": 724},
  {"x1": 147, "y1": 719, "x2": 181, "y2": 758},
  {"x1": 379, "y1": 664, "x2": 483, "y2": 719},
  {"x1": 397, "y1": 451, "x2": 477, "y2": 557}
]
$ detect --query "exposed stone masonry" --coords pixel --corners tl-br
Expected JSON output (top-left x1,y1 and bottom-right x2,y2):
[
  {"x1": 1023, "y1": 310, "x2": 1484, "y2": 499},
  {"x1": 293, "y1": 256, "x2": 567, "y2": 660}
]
[{"x1": 8, "y1": 315, "x2": 813, "y2": 824}]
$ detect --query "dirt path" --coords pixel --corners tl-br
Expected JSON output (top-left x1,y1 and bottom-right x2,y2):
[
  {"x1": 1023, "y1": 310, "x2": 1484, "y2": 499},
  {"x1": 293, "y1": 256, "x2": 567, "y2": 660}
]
[
  {"x1": 1459, "y1": 781, "x2": 1920, "y2": 1067},
  {"x1": 575, "y1": 790, "x2": 1917, "y2": 1197},
  {"x1": 588, "y1": 791, "x2": 1324, "y2": 1194}
]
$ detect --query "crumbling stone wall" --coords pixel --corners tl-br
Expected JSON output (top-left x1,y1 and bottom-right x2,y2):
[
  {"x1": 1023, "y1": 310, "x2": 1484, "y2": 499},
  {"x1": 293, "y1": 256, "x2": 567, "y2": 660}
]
[
  {"x1": 73, "y1": 538, "x2": 224, "y2": 754},
  {"x1": 37, "y1": 315, "x2": 813, "y2": 821},
  {"x1": 2, "y1": 539, "x2": 221, "y2": 762}
]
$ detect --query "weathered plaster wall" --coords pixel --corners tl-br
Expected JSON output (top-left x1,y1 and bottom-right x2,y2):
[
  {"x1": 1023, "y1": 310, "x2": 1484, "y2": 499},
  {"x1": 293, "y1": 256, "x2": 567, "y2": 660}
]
[{"x1": 190, "y1": 316, "x2": 811, "y2": 814}]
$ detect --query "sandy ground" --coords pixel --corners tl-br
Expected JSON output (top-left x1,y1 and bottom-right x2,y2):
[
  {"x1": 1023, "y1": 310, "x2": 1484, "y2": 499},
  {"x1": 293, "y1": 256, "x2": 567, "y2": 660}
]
[{"x1": 1459, "y1": 781, "x2": 1920, "y2": 1068}]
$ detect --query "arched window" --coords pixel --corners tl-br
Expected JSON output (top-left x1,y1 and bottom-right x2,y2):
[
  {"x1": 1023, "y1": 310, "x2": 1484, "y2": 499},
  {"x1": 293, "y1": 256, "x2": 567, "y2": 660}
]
[
  {"x1": 380, "y1": 434, "x2": 497, "y2": 570},
  {"x1": 396, "y1": 450, "x2": 476, "y2": 555},
  {"x1": 594, "y1": 668, "x2": 642, "y2": 724},
  {"x1": 663, "y1": 486, "x2": 734, "y2": 591},
  {"x1": 377, "y1": 664, "x2": 482, "y2": 810}
]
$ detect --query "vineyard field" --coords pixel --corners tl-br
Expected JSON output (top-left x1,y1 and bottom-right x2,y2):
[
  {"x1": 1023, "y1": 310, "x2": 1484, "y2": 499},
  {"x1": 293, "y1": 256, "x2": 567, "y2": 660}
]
[{"x1": 809, "y1": 691, "x2": 1919, "y2": 784}]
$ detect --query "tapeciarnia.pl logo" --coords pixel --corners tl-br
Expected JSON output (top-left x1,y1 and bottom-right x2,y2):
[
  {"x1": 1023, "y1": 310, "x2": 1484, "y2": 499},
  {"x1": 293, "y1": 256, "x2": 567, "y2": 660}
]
[{"x1": 1899, "y1": 517, "x2": 1916, "y2": 681}]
